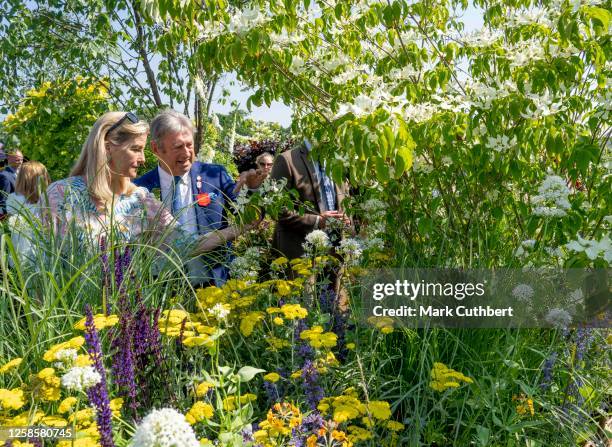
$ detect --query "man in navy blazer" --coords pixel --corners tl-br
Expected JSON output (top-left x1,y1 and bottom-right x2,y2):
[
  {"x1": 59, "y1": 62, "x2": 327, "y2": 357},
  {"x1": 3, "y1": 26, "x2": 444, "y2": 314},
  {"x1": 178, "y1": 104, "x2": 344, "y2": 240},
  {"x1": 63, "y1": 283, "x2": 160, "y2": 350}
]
[
  {"x1": 0, "y1": 148, "x2": 24, "y2": 216},
  {"x1": 134, "y1": 109, "x2": 263, "y2": 286}
]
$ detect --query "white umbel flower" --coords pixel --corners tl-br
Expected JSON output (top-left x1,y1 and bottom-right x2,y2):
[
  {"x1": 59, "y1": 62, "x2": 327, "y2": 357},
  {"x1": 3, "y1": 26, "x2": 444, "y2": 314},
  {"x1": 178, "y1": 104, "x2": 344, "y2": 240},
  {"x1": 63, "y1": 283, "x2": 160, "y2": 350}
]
[
  {"x1": 303, "y1": 230, "x2": 331, "y2": 252},
  {"x1": 61, "y1": 366, "x2": 102, "y2": 391},
  {"x1": 544, "y1": 308, "x2": 572, "y2": 328},
  {"x1": 130, "y1": 408, "x2": 200, "y2": 447},
  {"x1": 512, "y1": 284, "x2": 535, "y2": 302}
]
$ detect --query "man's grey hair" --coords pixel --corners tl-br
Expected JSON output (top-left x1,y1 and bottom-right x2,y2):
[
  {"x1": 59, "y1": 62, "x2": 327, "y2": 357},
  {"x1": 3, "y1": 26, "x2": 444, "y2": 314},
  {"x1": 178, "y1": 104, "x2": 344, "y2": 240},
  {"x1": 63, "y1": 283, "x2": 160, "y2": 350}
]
[{"x1": 150, "y1": 109, "x2": 194, "y2": 146}]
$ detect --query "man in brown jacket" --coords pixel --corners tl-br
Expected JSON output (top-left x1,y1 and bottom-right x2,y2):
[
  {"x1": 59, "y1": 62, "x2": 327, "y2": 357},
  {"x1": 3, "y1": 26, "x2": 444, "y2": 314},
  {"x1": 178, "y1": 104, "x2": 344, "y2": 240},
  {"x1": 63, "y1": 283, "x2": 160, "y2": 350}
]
[{"x1": 270, "y1": 141, "x2": 350, "y2": 260}]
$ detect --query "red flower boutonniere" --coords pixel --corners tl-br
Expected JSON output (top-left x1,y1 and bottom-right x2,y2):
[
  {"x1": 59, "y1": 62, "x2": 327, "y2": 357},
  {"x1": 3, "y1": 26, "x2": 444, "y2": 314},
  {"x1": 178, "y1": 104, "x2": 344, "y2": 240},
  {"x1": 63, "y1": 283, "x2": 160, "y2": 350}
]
[{"x1": 197, "y1": 193, "x2": 211, "y2": 207}]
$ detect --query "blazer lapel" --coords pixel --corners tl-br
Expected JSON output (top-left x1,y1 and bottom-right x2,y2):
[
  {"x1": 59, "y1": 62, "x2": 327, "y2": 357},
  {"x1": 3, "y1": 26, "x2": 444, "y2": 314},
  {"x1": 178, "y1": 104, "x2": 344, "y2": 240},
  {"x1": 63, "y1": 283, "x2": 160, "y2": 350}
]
[
  {"x1": 189, "y1": 164, "x2": 207, "y2": 233},
  {"x1": 299, "y1": 146, "x2": 324, "y2": 212}
]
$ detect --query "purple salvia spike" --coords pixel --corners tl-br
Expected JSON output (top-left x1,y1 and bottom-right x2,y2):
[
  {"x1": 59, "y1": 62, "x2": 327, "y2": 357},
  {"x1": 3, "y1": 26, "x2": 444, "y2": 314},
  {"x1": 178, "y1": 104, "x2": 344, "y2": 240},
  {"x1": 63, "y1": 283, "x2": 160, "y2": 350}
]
[{"x1": 84, "y1": 305, "x2": 116, "y2": 447}]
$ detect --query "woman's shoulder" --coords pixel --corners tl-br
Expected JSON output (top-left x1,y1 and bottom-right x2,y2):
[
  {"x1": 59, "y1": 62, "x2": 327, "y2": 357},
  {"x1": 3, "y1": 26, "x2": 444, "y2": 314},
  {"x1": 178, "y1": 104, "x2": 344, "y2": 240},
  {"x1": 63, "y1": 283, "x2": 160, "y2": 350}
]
[{"x1": 47, "y1": 176, "x2": 87, "y2": 194}]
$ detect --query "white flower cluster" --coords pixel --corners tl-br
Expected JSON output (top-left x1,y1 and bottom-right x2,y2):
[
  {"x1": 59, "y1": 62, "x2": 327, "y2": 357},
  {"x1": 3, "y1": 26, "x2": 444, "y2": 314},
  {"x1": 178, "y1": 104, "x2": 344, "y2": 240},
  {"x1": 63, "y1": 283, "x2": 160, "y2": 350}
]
[
  {"x1": 522, "y1": 89, "x2": 565, "y2": 119},
  {"x1": 544, "y1": 308, "x2": 572, "y2": 328},
  {"x1": 412, "y1": 156, "x2": 434, "y2": 174},
  {"x1": 566, "y1": 234, "x2": 612, "y2": 262},
  {"x1": 337, "y1": 238, "x2": 363, "y2": 264},
  {"x1": 504, "y1": 7, "x2": 555, "y2": 28},
  {"x1": 362, "y1": 198, "x2": 386, "y2": 219},
  {"x1": 512, "y1": 284, "x2": 535, "y2": 302},
  {"x1": 486, "y1": 135, "x2": 517, "y2": 153},
  {"x1": 211, "y1": 303, "x2": 231, "y2": 320},
  {"x1": 61, "y1": 366, "x2": 102, "y2": 392},
  {"x1": 130, "y1": 408, "x2": 200, "y2": 447},
  {"x1": 230, "y1": 247, "x2": 263, "y2": 279},
  {"x1": 514, "y1": 239, "x2": 536, "y2": 258},
  {"x1": 228, "y1": 7, "x2": 268, "y2": 35},
  {"x1": 269, "y1": 29, "x2": 306, "y2": 50},
  {"x1": 53, "y1": 348, "x2": 78, "y2": 369},
  {"x1": 532, "y1": 175, "x2": 571, "y2": 218},
  {"x1": 503, "y1": 38, "x2": 546, "y2": 68},
  {"x1": 465, "y1": 79, "x2": 517, "y2": 110},
  {"x1": 303, "y1": 230, "x2": 331, "y2": 254},
  {"x1": 461, "y1": 28, "x2": 503, "y2": 48},
  {"x1": 362, "y1": 236, "x2": 384, "y2": 251}
]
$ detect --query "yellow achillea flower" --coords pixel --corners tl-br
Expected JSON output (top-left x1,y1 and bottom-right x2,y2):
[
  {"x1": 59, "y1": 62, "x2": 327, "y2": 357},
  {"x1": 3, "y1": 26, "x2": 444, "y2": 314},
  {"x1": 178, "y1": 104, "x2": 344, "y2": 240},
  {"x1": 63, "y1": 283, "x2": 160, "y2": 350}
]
[
  {"x1": 159, "y1": 309, "x2": 190, "y2": 326},
  {"x1": 429, "y1": 362, "x2": 473, "y2": 392},
  {"x1": 273, "y1": 317, "x2": 284, "y2": 326},
  {"x1": 110, "y1": 398, "x2": 123, "y2": 417},
  {"x1": 275, "y1": 280, "x2": 292, "y2": 297},
  {"x1": 240, "y1": 311, "x2": 265, "y2": 337},
  {"x1": 58, "y1": 397, "x2": 78, "y2": 414},
  {"x1": 40, "y1": 416, "x2": 67, "y2": 427},
  {"x1": 300, "y1": 326, "x2": 337, "y2": 349},
  {"x1": 8, "y1": 410, "x2": 45, "y2": 426},
  {"x1": 75, "y1": 354, "x2": 93, "y2": 367},
  {"x1": 185, "y1": 401, "x2": 214, "y2": 425},
  {"x1": 196, "y1": 287, "x2": 225, "y2": 307},
  {"x1": 68, "y1": 408, "x2": 96, "y2": 427},
  {"x1": 263, "y1": 372, "x2": 281, "y2": 383},
  {"x1": 57, "y1": 437, "x2": 98, "y2": 447},
  {"x1": 74, "y1": 314, "x2": 119, "y2": 331},
  {"x1": 280, "y1": 304, "x2": 308, "y2": 320},
  {"x1": 33, "y1": 368, "x2": 61, "y2": 402},
  {"x1": 367, "y1": 401, "x2": 392, "y2": 420},
  {"x1": 386, "y1": 420, "x2": 405, "y2": 431},
  {"x1": 513, "y1": 394, "x2": 535, "y2": 416},
  {"x1": 0, "y1": 388, "x2": 26, "y2": 410},
  {"x1": 182, "y1": 336, "x2": 213, "y2": 348},
  {"x1": 195, "y1": 381, "x2": 215, "y2": 397},
  {"x1": 266, "y1": 337, "x2": 291, "y2": 351},
  {"x1": 0, "y1": 358, "x2": 23, "y2": 374},
  {"x1": 347, "y1": 425, "x2": 373, "y2": 442},
  {"x1": 271, "y1": 257, "x2": 288, "y2": 267}
]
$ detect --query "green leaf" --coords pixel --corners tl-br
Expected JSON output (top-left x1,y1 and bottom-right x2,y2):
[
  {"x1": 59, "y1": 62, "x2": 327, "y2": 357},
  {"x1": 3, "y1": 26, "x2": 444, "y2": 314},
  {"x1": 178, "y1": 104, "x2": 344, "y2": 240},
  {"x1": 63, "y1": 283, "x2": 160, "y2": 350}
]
[{"x1": 236, "y1": 366, "x2": 266, "y2": 382}]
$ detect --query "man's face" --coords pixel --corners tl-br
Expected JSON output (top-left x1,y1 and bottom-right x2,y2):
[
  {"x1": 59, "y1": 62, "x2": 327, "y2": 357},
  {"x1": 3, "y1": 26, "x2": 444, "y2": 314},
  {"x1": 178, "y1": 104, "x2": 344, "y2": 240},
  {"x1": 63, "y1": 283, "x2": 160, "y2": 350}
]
[
  {"x1": 152, "y1": 128, "x2": 194, "y2": 176},
  {"x1": 8, "y1": 150, "x2": 23, "y2": 169}
]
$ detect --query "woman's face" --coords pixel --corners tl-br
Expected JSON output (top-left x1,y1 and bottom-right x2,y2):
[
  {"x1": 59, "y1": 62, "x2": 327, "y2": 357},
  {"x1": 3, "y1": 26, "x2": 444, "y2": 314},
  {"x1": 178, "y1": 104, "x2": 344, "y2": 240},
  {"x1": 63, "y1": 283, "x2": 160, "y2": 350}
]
[
  {"x1": 108, "y1": 133, "x2": 147, "y2": 179},
  {"x1": 257, "y1": 155, "x2": 274, "y2": 175}
]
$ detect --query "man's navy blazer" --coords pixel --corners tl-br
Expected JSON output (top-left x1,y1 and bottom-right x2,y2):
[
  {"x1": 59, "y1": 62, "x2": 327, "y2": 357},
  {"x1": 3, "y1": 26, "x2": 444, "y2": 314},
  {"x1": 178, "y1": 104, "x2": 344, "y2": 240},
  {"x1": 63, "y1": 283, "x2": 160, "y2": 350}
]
[{"x1": 134, "y1": 161, "x2": 238, "y2": 285}]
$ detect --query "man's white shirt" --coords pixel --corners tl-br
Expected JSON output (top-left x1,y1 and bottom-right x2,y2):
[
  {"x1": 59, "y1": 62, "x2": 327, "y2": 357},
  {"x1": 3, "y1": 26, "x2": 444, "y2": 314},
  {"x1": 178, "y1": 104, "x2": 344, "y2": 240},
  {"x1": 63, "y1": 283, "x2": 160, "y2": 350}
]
[{"x1": 157, "y1": 166, "x2": 198, "y2": 235}]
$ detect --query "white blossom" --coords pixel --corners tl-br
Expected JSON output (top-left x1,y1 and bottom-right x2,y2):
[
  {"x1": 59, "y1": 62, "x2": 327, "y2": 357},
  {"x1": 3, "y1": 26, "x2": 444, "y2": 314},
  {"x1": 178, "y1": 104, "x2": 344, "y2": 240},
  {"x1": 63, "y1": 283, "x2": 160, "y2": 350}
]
[
  {"x1": 228, "y1": 7, "x2": 267, "y2": 35},
  {"x1": 462, "y1": 28, "x2": 503, "y2": 47},
  {"x1": 512, "y1": 284, "x2": 535, "y2": 302},
  {"x1": 522, "y1": 89, "x2": 565, "y2": 119},
  {"x1": 565, "y1": 234, "x2": 612, "y2": 262},
  {"x1": 211, "y1": 303, "x2": 230, "y2": 320},
  {"x1": 130, "y1": 408, "x2": 200, "y2": 447},
  {"x1": 303, "y1": 230, "x2": 331, "y2": 252},
  {"x1": 532, "y1": 175, "x2": 571, "y2": 218},
  {"x1": 337, "y1": 238, "x2": 363, "y2": 263},
  {"x1": 61, "y1": 366, "x2": 102, "y2": 392},
  {"x1": 486, "y1": 135, "x2": 517, "y2": 153},
  {"x1": 544, "y1": 308, "x2": 572, "y2": 328}
]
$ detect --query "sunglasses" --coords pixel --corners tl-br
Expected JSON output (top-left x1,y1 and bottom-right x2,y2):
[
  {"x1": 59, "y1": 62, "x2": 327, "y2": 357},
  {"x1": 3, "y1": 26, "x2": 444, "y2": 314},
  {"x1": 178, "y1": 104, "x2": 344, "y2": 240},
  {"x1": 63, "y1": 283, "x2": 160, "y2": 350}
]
[{"x1": 107, "y1": 112, "x2": 139, "y2": 135}]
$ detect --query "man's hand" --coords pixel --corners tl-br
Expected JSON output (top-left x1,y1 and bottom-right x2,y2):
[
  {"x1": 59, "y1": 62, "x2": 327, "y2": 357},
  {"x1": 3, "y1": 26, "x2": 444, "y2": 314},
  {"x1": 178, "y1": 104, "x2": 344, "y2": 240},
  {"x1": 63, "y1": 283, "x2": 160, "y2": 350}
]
[
  {"x1": 244, "y1": 168, "x2": 267, "y2": 189},
  {"x1": 319, "y1": 210, "x2": 350, "y2": 229}
]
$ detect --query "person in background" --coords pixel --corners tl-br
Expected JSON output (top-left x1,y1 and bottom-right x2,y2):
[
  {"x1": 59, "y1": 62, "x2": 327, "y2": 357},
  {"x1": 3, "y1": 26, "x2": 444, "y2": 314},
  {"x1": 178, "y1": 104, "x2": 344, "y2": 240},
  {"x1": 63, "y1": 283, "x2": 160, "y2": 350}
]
[
  {"x1": 270, "y1": 140, "x2": 350, "y2": 260},
  {"x1": 6, "y1": 161, "x2": 50, "y2": 216},
  {"x1": 0, "y1": 148, "x2": 24, "y2": 217},
  {"x1": 255, "y1": 152, "x2": 274, "y2": 178},
  {"x1": 5, "y1": 161, "x2": 51, "y2": 267}
]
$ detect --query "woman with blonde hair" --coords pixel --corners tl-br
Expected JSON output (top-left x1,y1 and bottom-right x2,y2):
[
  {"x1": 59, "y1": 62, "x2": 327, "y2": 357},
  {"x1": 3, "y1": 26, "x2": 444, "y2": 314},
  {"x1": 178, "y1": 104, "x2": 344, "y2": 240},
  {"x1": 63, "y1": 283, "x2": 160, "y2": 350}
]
[
  {"x1": 6, "y1": 161, "x2": 51, "y2": 267},
  {"x1": 6, "y1": 161, "x2": 51, "y2": 215},
  {"x1": 42, "y1": 111, "x2": 257, "y2": 260}
]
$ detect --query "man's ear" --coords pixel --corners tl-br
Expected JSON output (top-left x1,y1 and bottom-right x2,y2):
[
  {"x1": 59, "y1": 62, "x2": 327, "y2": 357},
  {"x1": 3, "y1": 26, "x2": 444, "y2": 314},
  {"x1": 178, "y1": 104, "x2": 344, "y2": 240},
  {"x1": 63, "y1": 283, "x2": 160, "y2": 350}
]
[{"x1": 151, "y1": 140, "x2": 160, "y2": 156}]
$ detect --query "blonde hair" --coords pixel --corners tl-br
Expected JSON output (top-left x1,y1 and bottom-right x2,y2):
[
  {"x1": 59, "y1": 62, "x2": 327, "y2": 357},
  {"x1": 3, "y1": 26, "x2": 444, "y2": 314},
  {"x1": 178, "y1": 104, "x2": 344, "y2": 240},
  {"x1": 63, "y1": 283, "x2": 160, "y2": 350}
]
[
  {"x1": 255, "y1": 152, "x2": 274, "y2": 165},
  {"x1": 16, "y1": 161, "x2": 51, "y2": 204},
  {"x1": 71, "y1": 112, "x2": 148, "y2": 208}
]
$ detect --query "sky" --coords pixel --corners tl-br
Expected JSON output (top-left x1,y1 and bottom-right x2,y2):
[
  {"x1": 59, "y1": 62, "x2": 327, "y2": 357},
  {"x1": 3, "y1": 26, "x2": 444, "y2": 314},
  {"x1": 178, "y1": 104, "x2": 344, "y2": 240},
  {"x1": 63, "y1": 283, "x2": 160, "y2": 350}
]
[{"x1": 207, "y1": 5, "x2": 484, "y2": 128}]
